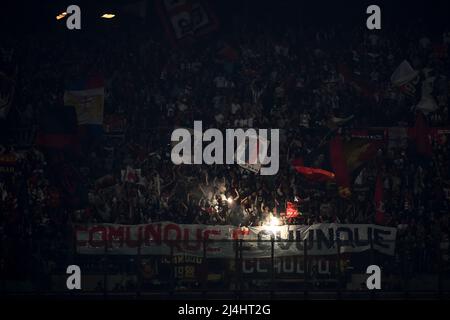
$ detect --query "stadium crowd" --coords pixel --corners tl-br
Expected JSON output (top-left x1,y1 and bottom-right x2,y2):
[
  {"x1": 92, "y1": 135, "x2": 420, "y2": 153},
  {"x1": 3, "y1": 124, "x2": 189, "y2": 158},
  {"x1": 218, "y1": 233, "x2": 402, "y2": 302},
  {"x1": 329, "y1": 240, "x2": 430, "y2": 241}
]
[{"x1": 1, "y1": 15, "x2": 450, "y2": 284}]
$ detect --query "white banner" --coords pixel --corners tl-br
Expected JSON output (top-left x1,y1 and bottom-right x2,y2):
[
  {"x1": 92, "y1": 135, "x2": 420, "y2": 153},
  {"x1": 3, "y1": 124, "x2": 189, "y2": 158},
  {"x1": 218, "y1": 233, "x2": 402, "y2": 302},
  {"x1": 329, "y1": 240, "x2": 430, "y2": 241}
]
[{"x1": 76, "y1": 222, "x2": 397, "y2": 257}]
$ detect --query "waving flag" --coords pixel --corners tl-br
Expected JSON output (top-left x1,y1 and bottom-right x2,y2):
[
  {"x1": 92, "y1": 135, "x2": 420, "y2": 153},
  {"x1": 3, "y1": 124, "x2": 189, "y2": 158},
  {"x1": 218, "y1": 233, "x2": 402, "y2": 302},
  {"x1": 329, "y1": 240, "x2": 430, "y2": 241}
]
[
  {"x1": 293, "y1": 129, "x2": 385, "y2": 197},
  {"x1": 391, "y1": 61, "x2": 438, "y2": 114},
  {"x1": 292, "y1": 162, "x2": 335, "y2": 183},
  {"x1": 64, "y1": 75, "x2": 105, "y2": 125},
  {"x1": 286, "y1": 202, "x2": 300, "y2": 219},
  {"x1": 391, "y1": 60, "x2": 419, "y2": 89},
  {"x1": 343, "y1": 129, "x2": 385, "y2": 176}
]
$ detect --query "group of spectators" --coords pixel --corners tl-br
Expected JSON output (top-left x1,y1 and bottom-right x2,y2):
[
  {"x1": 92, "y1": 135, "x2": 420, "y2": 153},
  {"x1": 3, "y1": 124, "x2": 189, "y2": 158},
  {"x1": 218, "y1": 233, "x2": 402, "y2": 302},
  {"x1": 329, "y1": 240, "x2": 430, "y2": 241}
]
[{"x1": 1, "y1": 14, "x2": 450, "y2": 285}]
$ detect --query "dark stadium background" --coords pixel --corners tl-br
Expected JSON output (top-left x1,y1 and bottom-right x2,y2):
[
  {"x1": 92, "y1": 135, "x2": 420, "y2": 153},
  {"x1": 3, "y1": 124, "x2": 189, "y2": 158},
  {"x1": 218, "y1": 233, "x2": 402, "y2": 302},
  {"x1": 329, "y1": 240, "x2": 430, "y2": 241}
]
[
  {"x1": 1, "y1": 0, "x2": 450, "y2": 299},
  {"x1": 2, "y1": 1, "x2": 450, "y2": 32}
]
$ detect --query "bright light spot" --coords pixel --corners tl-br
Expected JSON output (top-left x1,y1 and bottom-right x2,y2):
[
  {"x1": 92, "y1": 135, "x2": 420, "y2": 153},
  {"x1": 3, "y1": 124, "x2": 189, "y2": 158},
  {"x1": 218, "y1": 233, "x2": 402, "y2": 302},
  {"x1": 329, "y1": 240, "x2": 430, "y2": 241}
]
[
  {"x1": 269, "y1": 215, "x2": 280, "y2": 226},
  {"x1": 101, "y1": 13, "x2": 116, "y2": 19},
  {"x1": 56, "y1": 12, "x2": 67, "y2": 20},
  {"x1": 227, "y1": 197, "x2": 233, "y2": 204},
  {"x1": 264, "y1": 214, "x2": 282, "y2": 233}
]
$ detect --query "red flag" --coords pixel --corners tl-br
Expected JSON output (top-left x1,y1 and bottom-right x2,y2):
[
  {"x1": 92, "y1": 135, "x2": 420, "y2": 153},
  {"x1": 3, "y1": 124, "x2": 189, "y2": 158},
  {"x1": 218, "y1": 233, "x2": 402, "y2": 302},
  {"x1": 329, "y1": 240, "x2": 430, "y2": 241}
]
[
  {"x1": 374, "y1": 174, "x2": 385, "y2": 225},
  {"x1": 292, "y1": 156, "x2": 335, "y2": 182},
  {"x1": 292, "y1": 131, "x2": 383, "y2": 197},
  {"x1": 286, "y1": 202, "x2": 300, "y2": 218},
  {"x1": 293, "y1": 165, "x2": 335, "y2": 182}
]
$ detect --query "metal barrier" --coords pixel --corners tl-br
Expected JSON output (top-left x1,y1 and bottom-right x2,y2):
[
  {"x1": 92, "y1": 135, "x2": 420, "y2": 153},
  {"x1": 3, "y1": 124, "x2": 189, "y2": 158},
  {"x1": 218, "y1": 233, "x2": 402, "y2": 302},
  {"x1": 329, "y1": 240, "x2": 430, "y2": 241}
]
[
  {"x1": 67, "y1": 238, "x2": 449, "y2": 299},
  {"x1": 1, "y1": 238, "x2": 449, "y2": 299}
]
